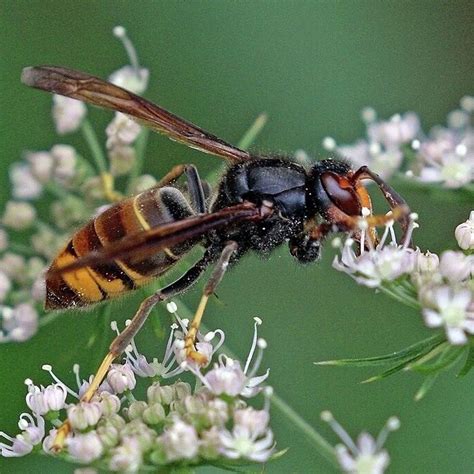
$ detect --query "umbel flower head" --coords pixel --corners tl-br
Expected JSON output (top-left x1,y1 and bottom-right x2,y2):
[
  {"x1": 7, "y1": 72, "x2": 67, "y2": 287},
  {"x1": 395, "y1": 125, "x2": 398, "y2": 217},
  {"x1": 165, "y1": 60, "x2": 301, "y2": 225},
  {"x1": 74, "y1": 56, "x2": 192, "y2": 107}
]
[
  {"x1": 319, "y1": 96, "x2": 474, "y2": 189},
  {"x1": 0, "y1": 307, "x2": 277, "y2": 471}
]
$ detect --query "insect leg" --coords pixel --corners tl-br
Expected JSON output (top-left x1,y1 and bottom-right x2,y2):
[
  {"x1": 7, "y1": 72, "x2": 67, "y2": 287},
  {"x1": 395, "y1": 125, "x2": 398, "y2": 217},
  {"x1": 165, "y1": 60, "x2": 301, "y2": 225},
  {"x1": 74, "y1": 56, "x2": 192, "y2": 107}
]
[
  {"x1": 156, "y1": 164, "x2": 206, "y2": 213},
  {"x1": 52, "y1": 252, "x2": 213, "y2": 451},
  {"x1": 185, "y1": 241, "x2": 238, "y2": 364},
  {"x1": 350, "y1": 166, "x2": 411, "y2": 239}
]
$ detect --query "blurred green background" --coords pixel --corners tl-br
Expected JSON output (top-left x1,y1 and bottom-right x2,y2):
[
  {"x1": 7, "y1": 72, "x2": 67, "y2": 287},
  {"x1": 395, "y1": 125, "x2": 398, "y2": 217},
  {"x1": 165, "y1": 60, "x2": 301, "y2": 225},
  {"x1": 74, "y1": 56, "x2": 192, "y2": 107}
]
[{"x1": 1, "y1": 1, "x2": 473, "y2": 472}]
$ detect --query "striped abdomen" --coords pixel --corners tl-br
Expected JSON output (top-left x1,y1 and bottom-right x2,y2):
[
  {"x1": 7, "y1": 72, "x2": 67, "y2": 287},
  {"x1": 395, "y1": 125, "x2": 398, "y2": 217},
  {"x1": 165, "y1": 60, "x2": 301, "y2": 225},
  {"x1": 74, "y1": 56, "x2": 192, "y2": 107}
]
[{"x1": 46, "y1": 187, "x2": 195, "y2": 309}]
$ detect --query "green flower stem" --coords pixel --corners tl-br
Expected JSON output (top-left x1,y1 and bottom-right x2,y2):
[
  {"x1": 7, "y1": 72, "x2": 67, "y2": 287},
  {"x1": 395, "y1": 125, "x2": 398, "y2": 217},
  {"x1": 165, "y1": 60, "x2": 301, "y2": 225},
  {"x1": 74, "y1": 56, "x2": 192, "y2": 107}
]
[
  {"x1": 237, "y1": 112, "x2": 268, "y2": 150},
  {"x1": 173, "y1": 299, "x2": 339, "y2": 470},
  {"x1": 39, "y1": 311, "x2": 63, "y2": 328},
  {"x1": 81, "y1": 119, "x2": 108, "y2": 174},
  {"x1": 127, "y1": 127, "x2": 150, "y2": 194},
  {"x1": 206, "y1": 113, "x2": 268, "y2": 185},
  {"x1": 270, "y1": 394, "x2": 339, "y2": 468},
  {"x1": 379, "y1": 284, "x2": 419, "y2": 310}
]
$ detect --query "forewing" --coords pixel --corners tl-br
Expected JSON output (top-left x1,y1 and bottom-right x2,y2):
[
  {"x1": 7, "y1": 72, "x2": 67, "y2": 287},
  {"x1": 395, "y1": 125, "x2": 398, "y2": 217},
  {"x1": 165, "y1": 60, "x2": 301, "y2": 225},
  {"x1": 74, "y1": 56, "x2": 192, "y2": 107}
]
[
  {"x1": 21, "y1": 66, "x2": 252, "y2": 163},
  {"x1": 48, "y1": 203, "x2": 261, "y2": 276}
]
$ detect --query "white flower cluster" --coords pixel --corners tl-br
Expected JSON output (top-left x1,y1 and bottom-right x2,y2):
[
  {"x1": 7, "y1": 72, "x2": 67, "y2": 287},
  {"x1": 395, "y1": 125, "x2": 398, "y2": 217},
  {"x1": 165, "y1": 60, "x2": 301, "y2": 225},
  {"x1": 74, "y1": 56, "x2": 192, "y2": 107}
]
[
  {"x1": 333, "y1": 211, "x2": 474, "y2": 345},
  {"x1": 0, "y1": 27, "x2": 154, "y2": 344},
  {"x1": 320, "y1": 96, "x2": 474, "y2": 189},
  {"x1": 0, "y1": 310, "x2": 275, "y2": 471}
]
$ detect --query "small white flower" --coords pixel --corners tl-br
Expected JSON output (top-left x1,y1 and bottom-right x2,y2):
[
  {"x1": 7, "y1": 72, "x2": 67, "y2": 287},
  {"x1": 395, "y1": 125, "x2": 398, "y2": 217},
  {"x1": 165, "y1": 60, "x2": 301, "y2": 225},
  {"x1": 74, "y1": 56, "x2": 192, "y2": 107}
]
[
  {"x1": 51, "y1": 144, "x2": 77, "y2": 185},
  {"x1": 52, "y1": 95, "x2": 86, "y2": 135},
  {"x1": 160, "y1": 419, "x2": 199, "y2": 462},
  {"x1": 109, "y1": 26, "x2": 149, "y2": 94},
  {"x1": 460, "y1": 95, "x2": 474, "y2": 113},
  {"x1": 0, "y1": 253, "x2": 25, "y2": 280},
  {"x1": 322, "y1": 411, "x2": 399, "y2": 474},
  {"x1": 188, "y1": 318, "x2": 269, "y2": 398},
  {"x1": 234, "y1": 407, "x2": 270, "y2": 438},
  {"x1": 67, "y1": 432, "x2": 103, "y2": 463},
  {"x1": 109, "y1": 66, "x2": 149, "y2": 95},
  {"x1": 367, "y1": 112, "x2": 420, "y2": 148},
  {"x1": 219, "y1": 423, "x2": 274, "y2": 463},
  {"x1": 422, "y1": 286, "x2": 474, "y2": 345},
  {"x1": 26, "y1": 151, "x2": 54, "y2": 183},
  {"x1": 418, "y1": 149, "x2": 474, "y2": 189},
  {"x1": 106, "y1": 363, "x2": 136, "y2": 394},
  {"x1": 106, "y1": 113, "x2": 141, "y2": 149},
  {"x1": 455, "y1": 211, "x2": 474, "y2": 250},
  {"x1": 333, "y1": 212, "x2": 419, "y2": 288},
  {"x1": 414, "y1": 250, "x2": 439, "y2": 274},
  {"x1": 204, "y1": 357, "x2": 247, "y2": 397},
  {"x1": 2, "y1": 201, "x2": 36, "y2": 230},
  {"x1": 109, "y1": 146, "x2": 136, "y2": 177},
  {"x1": 10, "y1": 164, "x2": 42, "y2": 200},
  {"x1": 0, "y1": 413, "x2": 45, "y2": 457}
]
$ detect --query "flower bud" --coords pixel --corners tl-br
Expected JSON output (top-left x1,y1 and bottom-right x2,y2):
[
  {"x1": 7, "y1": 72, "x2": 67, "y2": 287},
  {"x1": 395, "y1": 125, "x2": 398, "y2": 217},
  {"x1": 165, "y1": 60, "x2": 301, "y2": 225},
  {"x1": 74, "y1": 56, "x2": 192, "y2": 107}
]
[
  {"x1": 96, "y1": 421, "x2": 120, "y2": 449},
  {"x1": 52, "y1": 95, "x2": 86, "y2": 135},
  {"x1": 26, "y1": 151, "x2": 54, "y2": 183},
  {"x1": 2, "y1": 201, "x2": 36, "y2": 230},
  {"x1": 108, "y1": 437, "x2": 143, "y2": 472},
  {"x1": 68, "y1": 401, "x2": 102, "y2": 431},
  {"x1": 147, "y1": 382, "x2": 174, "y2": 405},
  {"x1": 98, "y1": 391, "x2": 121, "y2": 417},
  {"x1": 67, "y1": 432, "x2": 103, "y2": 463},
  {"x1": 10, "y1": 164, "x2": 42, "y2": 200},
  {"x1": 455, "y1": 211, "x2": 474, "y2": 250},
  {"x1": 106, "y1": 363, "x2": 136, "y2": 394},
  {"x1": 142, "y1": 403, "x2": 166, "y2": 425},
  {"x1": 127, "y1": 401, "x2": 148, "y2": 420},
  {"x1": 439, "y1": 251, "x2": 471, "y2": 282},
  {"x1": 43, "y1": 383, "x2": 67, "y2": 411},
  {"x1": 415, "y1": 251, "x2": 439, "y2": 273},
  {"x1": 173, "y1": 381, "x2": 192, "y2": 401},
  {"x1": 160, "y1": 420, "x2": 199, "y2": 462}
]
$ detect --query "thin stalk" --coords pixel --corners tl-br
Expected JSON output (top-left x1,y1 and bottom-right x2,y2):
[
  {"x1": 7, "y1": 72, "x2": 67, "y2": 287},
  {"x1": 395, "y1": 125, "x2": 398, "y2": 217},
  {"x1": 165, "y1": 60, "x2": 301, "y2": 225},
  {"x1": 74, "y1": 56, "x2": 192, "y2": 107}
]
[
  {"x1": 81, "y1": 119, "x2": 108, "y2": 174},
  {"x1": 379, "y1": 284, "x2": 419, "y2": 310},
  {"x1": 127, "y1": 127, "x2": 150, "y2": 194},
  {"x1": 237, "y1": 113, "x2": 268, "y2": 150},
  {"x1": 173, "y1": 299, "x2": 339, "y2": 470}
]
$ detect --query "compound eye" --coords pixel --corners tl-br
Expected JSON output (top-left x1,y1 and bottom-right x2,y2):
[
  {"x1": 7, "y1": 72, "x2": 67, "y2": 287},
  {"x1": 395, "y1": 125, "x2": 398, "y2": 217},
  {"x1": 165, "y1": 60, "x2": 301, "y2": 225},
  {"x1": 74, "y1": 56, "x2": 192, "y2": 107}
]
[{"x1": 321, "y1": 172, "x2": 361, "y2": 216}]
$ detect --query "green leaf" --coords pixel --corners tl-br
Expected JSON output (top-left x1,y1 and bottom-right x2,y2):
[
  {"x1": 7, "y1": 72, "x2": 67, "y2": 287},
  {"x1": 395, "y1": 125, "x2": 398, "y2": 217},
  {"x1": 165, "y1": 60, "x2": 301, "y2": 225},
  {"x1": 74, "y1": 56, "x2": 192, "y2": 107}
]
[
  {"x1": 315, "y1": 334, "x2": 445, "y2": 368},
  {"x1": 361, "y1": 353, "x2": 426, "y2": 383},
  {"x1": 410, "y1": 346, "x2": 465, "y2": 374},
  {"x1": 457, "y1": 343, "x2": 474, "y2": 377}
]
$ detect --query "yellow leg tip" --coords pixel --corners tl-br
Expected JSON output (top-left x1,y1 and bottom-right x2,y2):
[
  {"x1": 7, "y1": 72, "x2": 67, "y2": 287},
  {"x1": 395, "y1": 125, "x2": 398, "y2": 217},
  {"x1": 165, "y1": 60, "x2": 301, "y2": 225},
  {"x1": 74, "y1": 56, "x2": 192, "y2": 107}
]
[
  {"x1": 51, "y1": 421, "x2": 71, "y2": 452},
  {"x1": 186, "y1": 349, "x2": 208, "y2": 366},
  {"x1": 101, "y1": 172, "x2": 123, "y2": 203}
]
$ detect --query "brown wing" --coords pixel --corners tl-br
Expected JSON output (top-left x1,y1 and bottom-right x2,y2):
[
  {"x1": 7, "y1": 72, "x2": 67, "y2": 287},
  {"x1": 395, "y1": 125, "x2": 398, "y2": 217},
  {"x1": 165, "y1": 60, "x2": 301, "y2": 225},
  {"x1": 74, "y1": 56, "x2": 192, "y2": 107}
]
[
  {"x1": 48, "y1": 203, "x2": 262, "y2": 276},
  {"x1": 21, "y1": 66, "x2": 252, "y2": 164}
]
